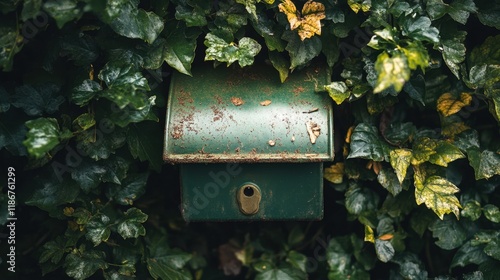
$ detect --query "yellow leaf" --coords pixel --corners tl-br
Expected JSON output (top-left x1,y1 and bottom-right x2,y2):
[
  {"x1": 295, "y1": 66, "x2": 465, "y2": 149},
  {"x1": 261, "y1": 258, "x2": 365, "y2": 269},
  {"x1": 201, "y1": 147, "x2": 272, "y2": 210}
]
[
  {"x1": 441, "y1": 122, "x2": 470, "y2": 138},
  {"x1": 390, "y1": 149, "x2": 412, "y2": 184},
  {"x1": 345, "y1": 126, "x2": 355, "y2": 143},
  {"x1": 278, "y1": 0, "x2": 325, "y2": 41},
  {"x1": 413, "y1": 165, "x2": 461, "y2": 219},
  {"x1": 324, "y1": 163, "x2": 345, "y2": 184},
  {"x1": 63, "y1": 207, "x2": 75, "y2": 216},
  {"x1": 364, "y1": 225, "x2": 375, "y2": 243},
  {"x1": 347, "y1": 0, "x2": 371, "y2": 14},
  {"x1": 437, "y1": 92, "x2": 472, "y2": 117}
]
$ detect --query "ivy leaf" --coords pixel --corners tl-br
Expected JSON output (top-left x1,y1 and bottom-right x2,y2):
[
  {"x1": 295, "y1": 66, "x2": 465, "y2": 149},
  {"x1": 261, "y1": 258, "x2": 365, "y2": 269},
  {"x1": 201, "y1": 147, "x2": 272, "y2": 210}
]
[
  {"x1": 43, "y1": 0, "x2": 81, "y2": 28},
  {"x1": 373, "y1": 52, "x2": 410, "y2": 93},
  {"x1": 147, "y1": 249, "x2": 192, "y2": 280},
  {"x1": 12, "y1": 84, "x2": 64, "y2": 116},
  {"x1": 437, "y1": 92, "x2": 472, "y2": 117},
  {"x1": 278, "y1": 0, "x2": 326, "y2": 41},
  {"x1": 117, "y1": 208, "x2": 148, "y2": 239},
  {"x1": 461, "y1": 200, "x2": 482, "y2": 221},
  {"x1": 414, "y1": 165, "x2": 461, "y2": 219},
  {"x1": 107, "y1": 173, "x2": 149, "y2": 206},
  {"x1": 268, "y1": 51, "x2": 290, "y2": 83},
  {"x1": 0, "y1": 23, "x2": 23, "y2": 72},
  {"x1": 390, "y1": 149, "x2": 412, "y2": 184},
  {"x1": 391, "y1": 253, "x2": 429, "y2": 280},
  {"x1": 483, "y1": 204, "x2": 500, "y2": 223},
  {"x1": 282, "y1": 30, "x2": 322, "y2": 70},
  {"x1": 60, "y1": 34, "x2": 99, "y2": 66},
  {"x1": 429, "y1": 216, "x2": 467, "y2": 250},
  {"x1": 98, "y1": 63, "x2": 150, "y2": 109},
  {"x1": 236, "y1": 0, "x2": 258, "y2": 20},
  {"x1": 64, "y1": 249, "x2": 109, "y2": 280},
  {"x1": 348, "y1": 123, "x2": 391, "y2": 161},
  {"x1": 75, "y1": 127, "x2": 127, "y2": 160},
  {"x1": 23, "y1": 118, "x2": 62, "y2": 158},
  {"x1": 348, "y1": 0, "x2": 371, "y2": 13},
  {"x1": 377, "y1": 168, "x2": 402, "y2": 196},
  {"x1": 441, "y1": 29, "x2": 467, "y2": 79},
  {"x1": 109, "y1": 96, "x2": 158, "y2": 127},
  {"x1": 401, "y1": 16, "x2": 440, "y2": 44},
  {"x1": 345, "y1": 183, "x2": 380, "y2": 215},
  {"x1": 411, "y1": 137, "x2": 438, "y2": 165},
  {"x1": 71, "y1": 156, "x2": 129, "y2": 193},
  {"x1": 127, "y1": 122, "x2": 162, "y2": 172},
  {"x1": 204, "y1": 33, "x2": 262, "y2": 67},
  {"x1": 286, "y1": 251, "x2": 307, "y2": 272},
  {"x1": 324, "y1": 81, "x2": 350, "y2": 105},
  {"x1": 71, "y1": 80, "x2": 102, "y2": 106},
  {"x1": 451, "y1": 241, "x2": 490, "y2": 269},
  {"x1": 476, "y1": 0, "x2": 500, "y2": 29},
  {"x1": 0, "y1": 116, "x2": 27, "y2": 156},
  {"x1": 175, "y1": 4, "x2": 207, "y2": 27},
  {"x1": 324, "y1": 163, "x2": 345, "y2": 184},
  {"x1": 428, "y1": 141, "x2": 465, "y2": 167},
  {"x1": 40, "y1": 236, "x2": 68, "y2": 264},
  {"x1": 162, "y1": 22, "x2": 198, "y2": 76},
  {"x1": 103, "y1": 0, "x2": 164, "y2": 44},
  {"x1": 21, "y1": 0, "x2": 42, "y2": 20},
  {"x1": 401, "y1": 41, "x2": 429, "y2": 72},
  {"x1": 426, "y1": 0, "x2": 477, "y2": 25},
  {"x1": 85, "y1": 213, "x2": 112, "y2": 246},
  {"x1": 26, "y1": 176, "x2": 80, "y2": 216},
  {"x1": 467, "y1": 149, "x2": 500, "y2": 180},
  {"x1": 255, "y1": 267, "x2": 306, "y2": 280},
  {"x1": 374, "y1": 239, "x2": 394, "y2": 263}
]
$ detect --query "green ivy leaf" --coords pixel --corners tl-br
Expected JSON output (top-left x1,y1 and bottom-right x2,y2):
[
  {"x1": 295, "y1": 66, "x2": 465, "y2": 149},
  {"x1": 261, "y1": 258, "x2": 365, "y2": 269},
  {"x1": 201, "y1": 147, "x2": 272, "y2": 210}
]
[
  {"x1": 426, "y1": 0, "x2": 477, "y2": 25},
  {"x1": 451, "y1": 241, "x2": 490, "y2": 269},
  {"x1": 0, "y1": 116, "x2": 27, "y2": 156},
  {"x1": 26, "y1": 176, "x2": 80, "y2": 216},
  {"x1": 414, "y1": 165, "x2": 461, "y2": 219},
  {"x1": 163, "y1": 22, "x2": 198, "y2": 76},
  {"x1": 71, "y1": 156, "x2": 129, "y2": 193},
  {"x1": 127, "y1": 122, "x2": 162, "y2": 172},
  {"x1": 23, "y1": 118, "x2": 61, "y2": 158},
  {"x1": 43, "y1": 0, "x2": 81, "y2": 29},
  {"x1": 12, "y1": 84, "x2": 64, "y2": 116},
  {"x1": 21, "y1": 0, "x2": 42, "y2": 21},
  {"x1": 175, "y1": 4, "x2": 207, "y2": 27},
  {"x1": 85, "y1": 213, "x2": 112, "y2": 246},
  {"x1": 377, "y1": 167, "x2": 402, "y2": 196},
  {"x1": 106, "y1": 173, "x2": 148, "y2": 206},
  {"x1": 282, "y1": 30, "x2": 322, "y2": 70},
  {"x1": 373, "y1": 51, "x2": 410, "y2": 93},
  {"x1": 461, "y1": 200, "x2": 482, "y2": 221},
  {"x1": 268, "y1": 51, "x2": 289, "y2": 83},
  {"x1": 324, "y1": 81, "x2": 350, "y2": 105},
  {"x1": 483, "y1": 204, "x2": 500, "y2": 223},
  {"x1": 286, "y1": 251, "x2": 307, "y2": 272},
  {"x1": 348, "y1": 123, "x2": 391, "y2": 161},
  {"x1": 71, "y1": 80, "x2": 102, "y2": 106},
  {"x1": 391, "y1": 253, "x2": 428, "y2": 280},
  {"x1": 40, "y1": 236, "x2": 68, "y2": 264},
  {"x1": 117, "y1": 208, "x2": 148, "y2": 239},
  {"x1": 64, "y1": 249, "x2": 109, "y2": 280},
  {"x1": 374, "y1": 239, "x2": 394, "y2": 263},
  {"x1": 483, "y1": 239, "x2": 500, "y2": 260},
  {"x1": 109, "y1": 96, "x2": 158, "y2": 127},
  {"x1": 467, "y1": 149, "x2": 500, "y2": 180},
  {"x1": 476, "y1": 0, "x2": 500, "y2": 29},
  {"x1": 401, "y1": 16, "x2": 440, "y2": 43},
  {"x1": 147, "y1": 249, "x2": 192, "y2": 280},
  {"x1": 441, "y1": 28, "x2": 467, "y2": 79},
  {"x1": 75, "y1": 127, "x2": 127, "y2": 160},
  {"x1": 236, "y1": 0, "x2": 258, "y2": 20},
  {"x1": 204, "y1": 33, "x2": 262, "y2": 67},
  {"x1": 98, "y1": 63, "x2": 150, "y2": 109},
  {"x1": 429, "y1": 216, "x2": 467, "y2": 249},
  {"x1": 345, "y1": 183, "x2": 380, "y2": 215},
  {"x1": 60, "y1": 34, "x2": 99, "y2": 66}
]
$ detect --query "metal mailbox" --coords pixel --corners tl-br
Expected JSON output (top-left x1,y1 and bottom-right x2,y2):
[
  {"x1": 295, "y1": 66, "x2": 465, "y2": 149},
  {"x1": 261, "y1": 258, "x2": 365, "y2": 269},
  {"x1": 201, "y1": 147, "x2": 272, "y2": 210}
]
[{"x1": 164, "y1": 63, "x2": 334, "y2": 221}]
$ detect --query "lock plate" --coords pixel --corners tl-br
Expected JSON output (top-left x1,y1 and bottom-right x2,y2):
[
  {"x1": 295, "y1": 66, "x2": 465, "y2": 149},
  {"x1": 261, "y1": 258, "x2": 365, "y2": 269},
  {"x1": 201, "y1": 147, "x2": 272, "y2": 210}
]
[{"x1": 237, "y1": 183, "x2": 261, "y2": 215}]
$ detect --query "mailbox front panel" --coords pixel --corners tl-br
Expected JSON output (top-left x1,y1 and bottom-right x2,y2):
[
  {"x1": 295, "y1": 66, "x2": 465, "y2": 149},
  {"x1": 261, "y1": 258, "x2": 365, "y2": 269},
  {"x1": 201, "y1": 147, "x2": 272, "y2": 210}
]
[{"x1": 180, "y1": 162, "x2": 324, "y2": 221}]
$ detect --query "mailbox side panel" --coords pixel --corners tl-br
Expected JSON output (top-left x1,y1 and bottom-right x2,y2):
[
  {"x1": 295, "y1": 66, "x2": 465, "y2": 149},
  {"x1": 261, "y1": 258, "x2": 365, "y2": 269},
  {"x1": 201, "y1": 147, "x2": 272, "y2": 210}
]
[{"x1": 180, "y1": 163, "x2": 324, "y2": 221}]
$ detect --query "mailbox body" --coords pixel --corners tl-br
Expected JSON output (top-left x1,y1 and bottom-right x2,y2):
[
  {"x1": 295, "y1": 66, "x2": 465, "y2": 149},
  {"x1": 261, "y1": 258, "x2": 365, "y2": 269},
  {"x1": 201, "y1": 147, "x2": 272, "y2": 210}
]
[{"x1": 164, "y1": 64, "x2": 333, "y2": 221}]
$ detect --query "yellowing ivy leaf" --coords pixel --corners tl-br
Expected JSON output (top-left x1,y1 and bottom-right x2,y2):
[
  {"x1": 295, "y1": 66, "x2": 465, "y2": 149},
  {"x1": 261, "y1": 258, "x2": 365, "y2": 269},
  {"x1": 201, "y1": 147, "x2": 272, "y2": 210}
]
[
  {"x1": 364, "y1": 225, "x2": 375, "y2": 243},
  {"x1": 414, "y1": 165, "x2": 461, "y2": 219},
  {"x1": 411, "y1": 137, "x2": 438, "y2": 165},
  {"x1": 401, "y1": 41, "x2": 429, "y2": 72},
  {"x1": 278, "y1": 0, "x2": 326, "y2": 41},
  {"x1": 437, "y1": 92, "x2": 472, "y2": 116},
  {"x1": 324, "y1": 163, "x2": 345, "y2": 184},
  {"x1": 441, "y1": 122, "x2": 470, "y2": 138},
  {"x1": 348, "y1": 0, "x2": 371, "y2": 14},
  {"x1": 373, "y1": 52, "x2": 410, "y2": 93},
  {"x1": 428, "y1": 141, "x2": 465, "y2": 167},
  {"x1": 390, "y1": 148, "x2": 413, "y2": 184}
]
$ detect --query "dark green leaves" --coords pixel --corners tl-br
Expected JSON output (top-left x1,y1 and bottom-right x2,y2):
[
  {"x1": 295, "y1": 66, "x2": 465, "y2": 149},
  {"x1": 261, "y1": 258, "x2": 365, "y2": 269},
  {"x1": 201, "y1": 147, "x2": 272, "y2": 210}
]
[
  {"x1": 429, "y1": 216, "x2": 467, "y2": 249},
  {"x1": 102, "y1": 0, "x2": 164, "y2": 44},
  {"x1": 43, "y1": 0, "x2": 81, "y2": 29},
  {"x1": 159, "y1": 22, "x2": 198, "y2": 76},
  {"x1": 345, "y1": 183, "x2": 380, "y2": 215},
  {"x1": 401, "y1": 16, "x2": 440, "y2": 43},
  {"x1": 71, "y1": 80, "x2": 102, "y2": 106},
  {"x1": 12, "y1": 84, "x2": 64, "y2": 116},
  {"x1": 23, "y1": 118, "x2": 63, "y2": 158},
  {"x1": 147, "y1": 248, "x2": 192, "y2": 280},
  {"x1": 26, "y1": 176, "x2": 80, "y2": 216},
  {"x1": 0, "y1": 20, "x2": 23, "y2": 71},
  {"x1": 348, "y1": 124, "x2": 391, "y2": 161},
  {"x1": 426, "y1": 0, "x2": 477, "y2": 25},
  {"x1": 204, "y1": 33, "x2": 262, "y2": 67},
  {"x1": 64, "y1": 249, "x2": 109, "y2": 280},
  {"x1": 86, "y1": 214, "x2": 112, "y2": 246},
  {"x1": 117, "y1": 208, "x2": 148, "y2": 239},
  {"x1": 282, "y1": 31, "x2": 322, "y2": 70},
  {"x1": 106, "y1": 173, "x2": 149, "y2": 206},
  {"x1": 127, "y1": 122, "x2": 162, "y2": 172}
]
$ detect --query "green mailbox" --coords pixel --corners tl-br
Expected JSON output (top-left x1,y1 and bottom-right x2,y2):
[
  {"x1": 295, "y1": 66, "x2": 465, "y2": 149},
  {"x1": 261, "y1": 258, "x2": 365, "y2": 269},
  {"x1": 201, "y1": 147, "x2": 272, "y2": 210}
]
[{"x1": 164, "y1": 63, "x2": 333, "y2": 221}]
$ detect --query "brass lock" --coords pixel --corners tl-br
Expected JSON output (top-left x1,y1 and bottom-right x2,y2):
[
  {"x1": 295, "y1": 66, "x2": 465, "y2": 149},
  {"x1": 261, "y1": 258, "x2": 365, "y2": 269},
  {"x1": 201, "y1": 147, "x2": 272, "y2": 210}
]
[{"x1": 237, "y1": 183, "x2": 261, "y2": 215}]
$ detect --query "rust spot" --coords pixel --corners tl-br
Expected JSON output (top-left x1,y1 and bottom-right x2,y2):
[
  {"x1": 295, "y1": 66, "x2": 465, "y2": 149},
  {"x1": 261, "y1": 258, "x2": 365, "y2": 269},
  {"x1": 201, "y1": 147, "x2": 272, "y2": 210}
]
[
  {"x1": 177, "y1": 89, "x2": 194, "y2": 105},
  {"x1": 260, "y1": 100, "x2": 272, "y2": 106},
  {"x1": 293, "y1": 86, "x2": 305, "y2": 95},
  {"x1": 211, "y1": 105, "x2": 224, "y2": 121},
  {"x1": 231, "y1": 97, "x2": 244, "y2": 106},
  {"x1": 172, "y1": 124, "x2": 183, "y2": 139}
]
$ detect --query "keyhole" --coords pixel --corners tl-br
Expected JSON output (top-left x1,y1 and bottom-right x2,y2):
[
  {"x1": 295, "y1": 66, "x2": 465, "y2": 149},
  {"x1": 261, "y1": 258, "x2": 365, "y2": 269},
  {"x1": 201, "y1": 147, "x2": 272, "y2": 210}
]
[{"x1": 244, "y1": 186, "x2": 254, "y2": 197}]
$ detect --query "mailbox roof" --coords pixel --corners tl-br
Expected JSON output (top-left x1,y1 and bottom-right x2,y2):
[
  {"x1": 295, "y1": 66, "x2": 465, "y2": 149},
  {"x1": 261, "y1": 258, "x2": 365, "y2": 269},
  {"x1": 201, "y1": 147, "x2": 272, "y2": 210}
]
[{"x1": 164, "y1": 63, "x2": 334, "y2": 163}]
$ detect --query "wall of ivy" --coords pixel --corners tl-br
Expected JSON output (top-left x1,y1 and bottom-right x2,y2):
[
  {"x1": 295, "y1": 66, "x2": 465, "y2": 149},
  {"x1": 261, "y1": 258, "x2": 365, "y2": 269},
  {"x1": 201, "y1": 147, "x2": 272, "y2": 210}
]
[{"x1": 1, "y1": 0, "x2": 500, "y2": 279}]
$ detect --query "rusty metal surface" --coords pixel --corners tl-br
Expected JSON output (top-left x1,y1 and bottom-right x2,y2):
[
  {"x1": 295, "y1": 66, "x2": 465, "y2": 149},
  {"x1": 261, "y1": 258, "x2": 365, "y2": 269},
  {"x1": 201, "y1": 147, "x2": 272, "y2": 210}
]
[{"x1": 164, "y1": 63, "x2": 334, "y2": 163}]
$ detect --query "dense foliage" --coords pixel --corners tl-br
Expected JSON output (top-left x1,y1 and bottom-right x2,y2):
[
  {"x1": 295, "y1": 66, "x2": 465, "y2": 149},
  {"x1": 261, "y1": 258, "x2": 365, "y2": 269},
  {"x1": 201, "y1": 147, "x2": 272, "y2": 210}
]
[{"x1": 1, "y1": 0, "x2": 500, "y2": 279}]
